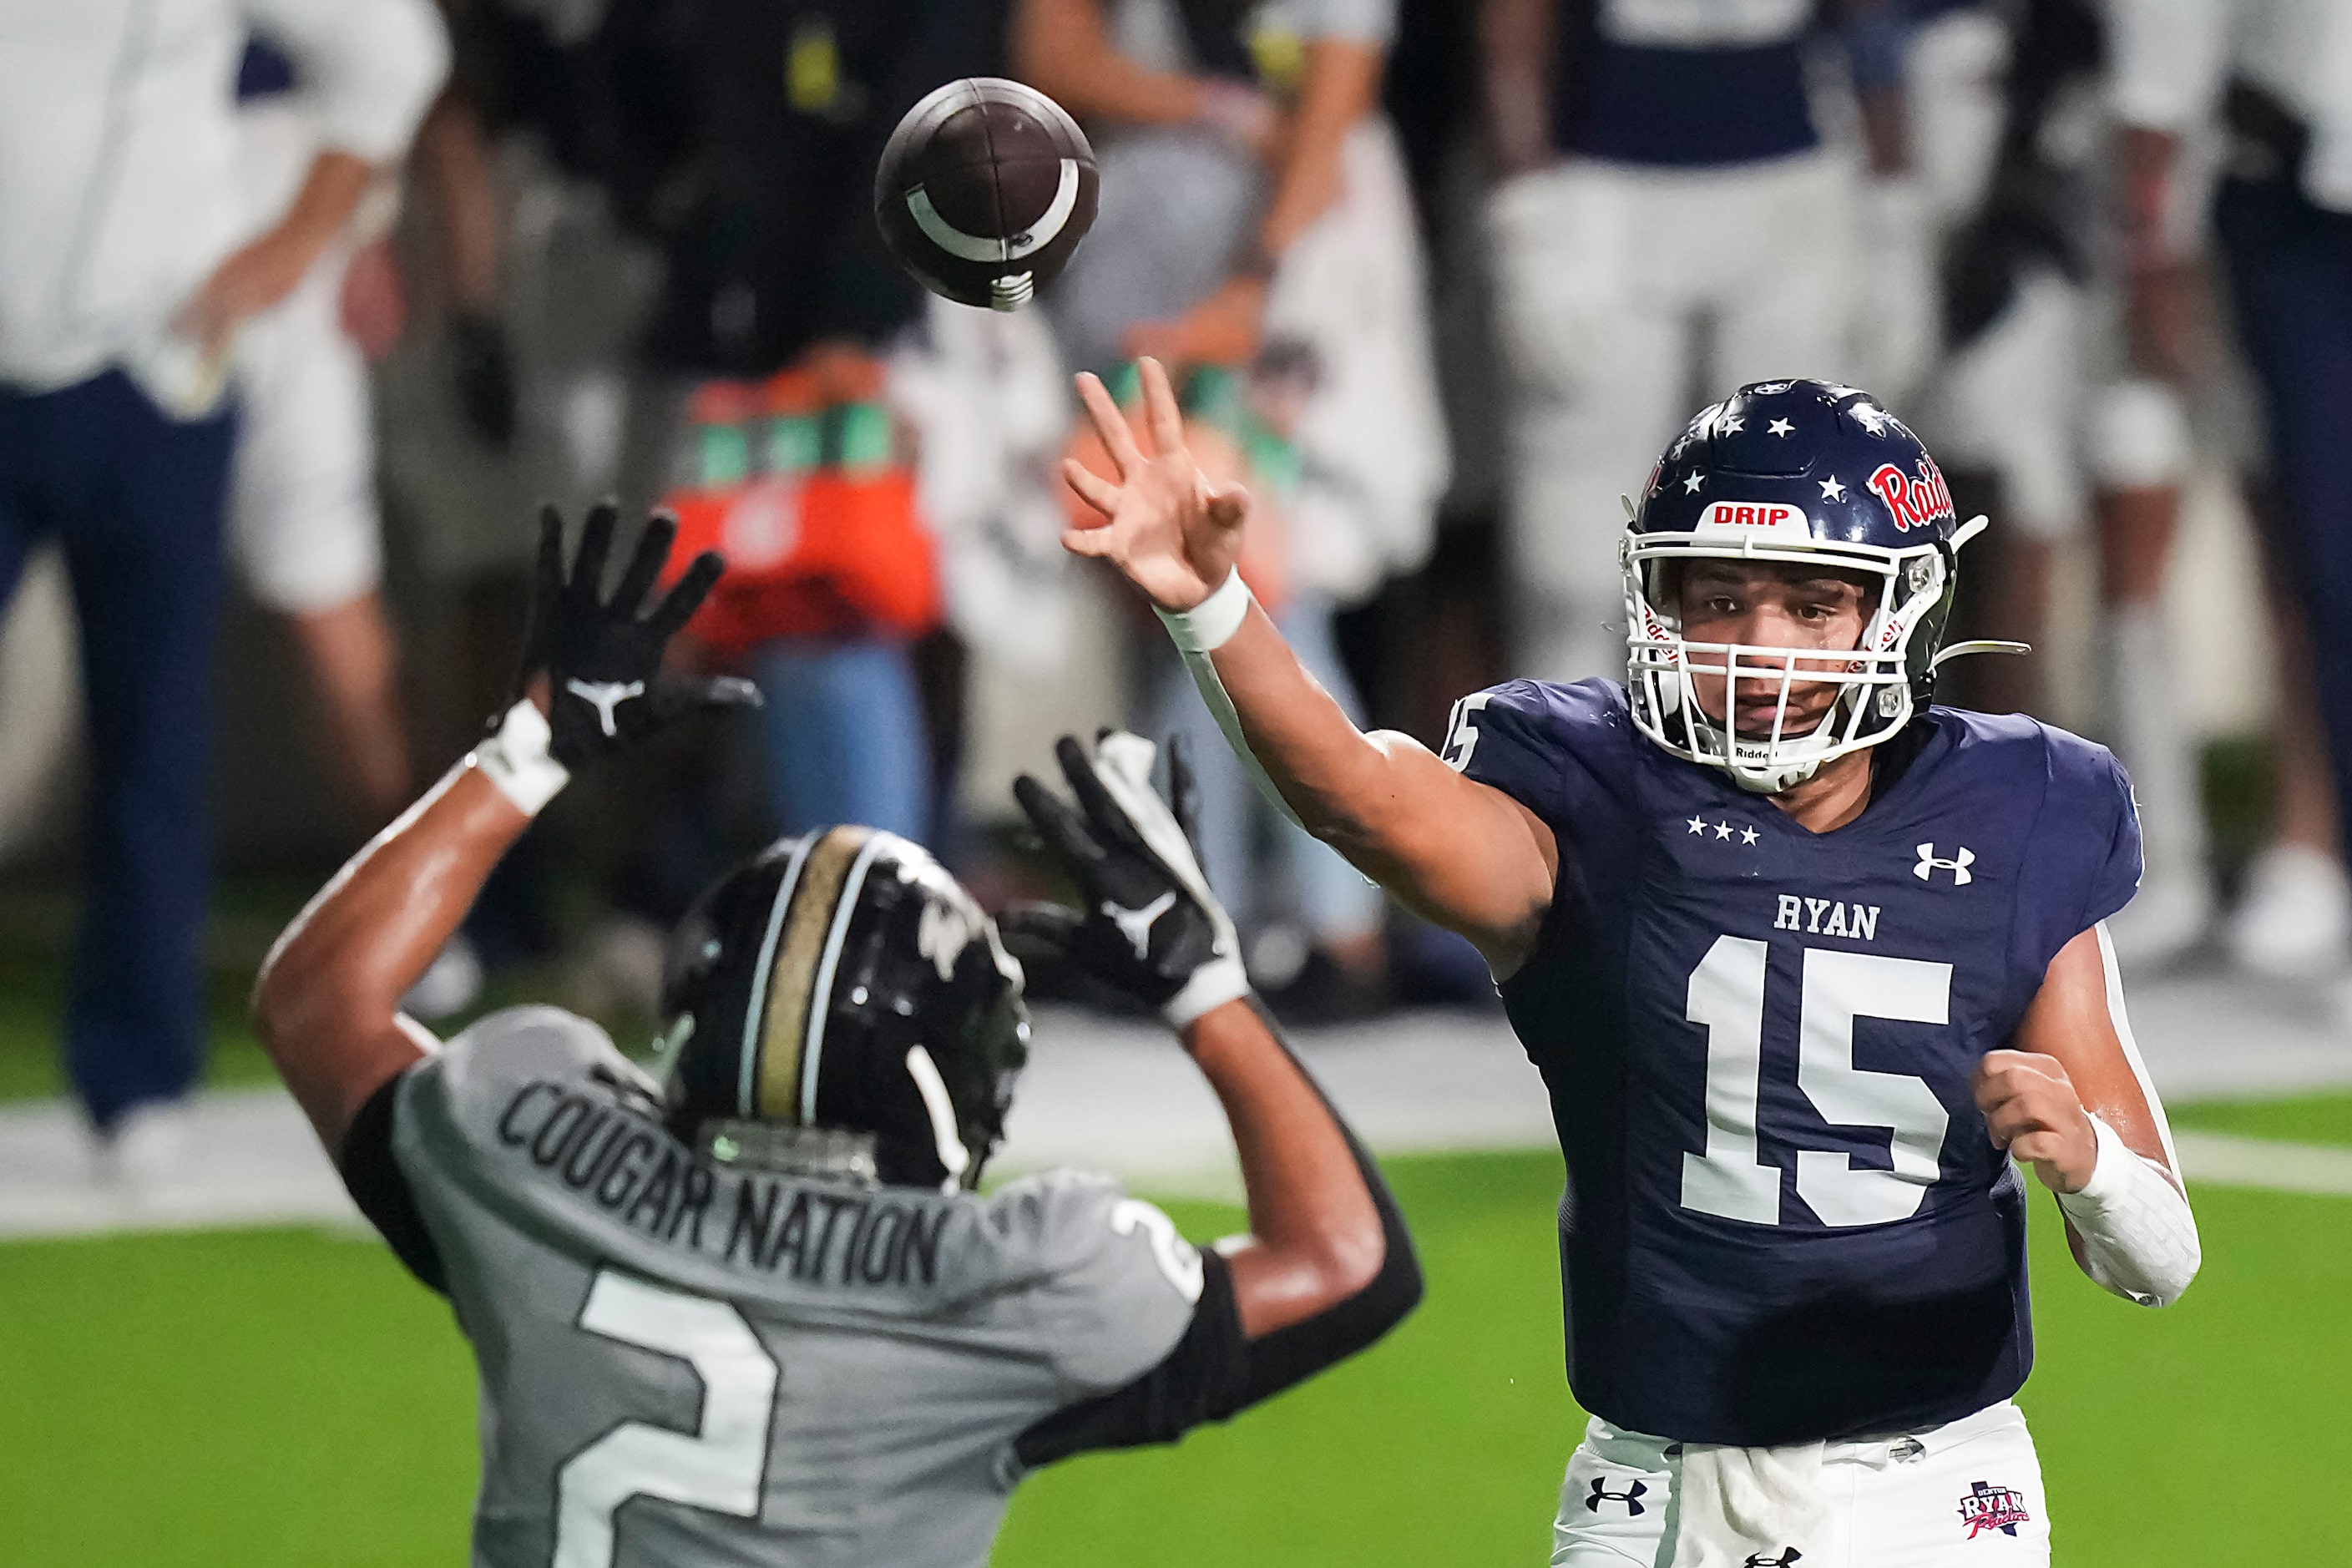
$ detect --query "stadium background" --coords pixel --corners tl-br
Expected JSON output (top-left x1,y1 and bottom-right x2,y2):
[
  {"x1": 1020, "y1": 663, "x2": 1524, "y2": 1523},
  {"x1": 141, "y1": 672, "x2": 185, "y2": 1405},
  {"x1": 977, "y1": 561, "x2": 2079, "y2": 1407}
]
[{"x1": 3, "y1": 0, "x2": 2350, "y2": 1560}]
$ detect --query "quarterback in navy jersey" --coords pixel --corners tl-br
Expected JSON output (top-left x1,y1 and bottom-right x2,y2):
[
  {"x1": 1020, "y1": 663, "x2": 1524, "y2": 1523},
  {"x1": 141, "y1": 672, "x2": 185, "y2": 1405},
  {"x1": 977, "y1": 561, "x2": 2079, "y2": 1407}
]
[{"x1": 1061, "y1": 363, "x2": 2203, "y2": 1565}]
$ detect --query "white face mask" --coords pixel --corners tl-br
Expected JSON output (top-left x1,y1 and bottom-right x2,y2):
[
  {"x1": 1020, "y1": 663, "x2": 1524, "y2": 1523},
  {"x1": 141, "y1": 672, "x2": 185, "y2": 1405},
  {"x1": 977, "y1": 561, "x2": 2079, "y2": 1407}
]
[{"x1": 1620, "y1": 519, "x2": 1990, "y2": 792}]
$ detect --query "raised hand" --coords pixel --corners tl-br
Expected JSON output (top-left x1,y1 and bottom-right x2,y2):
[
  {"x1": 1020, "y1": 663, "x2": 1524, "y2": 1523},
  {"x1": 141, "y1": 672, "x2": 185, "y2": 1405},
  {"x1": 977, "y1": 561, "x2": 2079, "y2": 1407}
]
[
  {"x1": 1000, "y1": 731, "x2": 1251, "y2": 1029},
  {"x1": 516, "y1": 502, "x2": 761, "y2": 768},
  {"x1": 1059, "y1": 356, "x2": 1251, "y2": 612}
]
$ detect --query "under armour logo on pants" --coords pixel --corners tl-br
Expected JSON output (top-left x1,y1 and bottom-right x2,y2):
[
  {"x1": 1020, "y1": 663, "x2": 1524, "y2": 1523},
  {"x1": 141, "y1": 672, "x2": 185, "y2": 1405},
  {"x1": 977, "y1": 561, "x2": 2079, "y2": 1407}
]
[{"x1": 1586, "y1": 1477, "x2": 1646, "y2": 1515}]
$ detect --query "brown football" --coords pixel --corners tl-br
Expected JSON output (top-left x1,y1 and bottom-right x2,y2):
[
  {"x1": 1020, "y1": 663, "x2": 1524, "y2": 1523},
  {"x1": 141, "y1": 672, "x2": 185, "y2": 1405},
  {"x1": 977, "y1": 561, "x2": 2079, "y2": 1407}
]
[{"x1": 874, "y1": 78, "x2": 1098, "y2": 312}]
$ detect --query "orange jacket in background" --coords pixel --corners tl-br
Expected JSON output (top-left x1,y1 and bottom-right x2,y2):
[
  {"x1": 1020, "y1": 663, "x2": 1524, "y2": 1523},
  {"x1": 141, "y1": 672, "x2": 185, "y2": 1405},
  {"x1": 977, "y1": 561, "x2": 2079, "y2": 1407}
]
[{"x1": 663, "y1": 362, "x2": 943, "y2": 654}]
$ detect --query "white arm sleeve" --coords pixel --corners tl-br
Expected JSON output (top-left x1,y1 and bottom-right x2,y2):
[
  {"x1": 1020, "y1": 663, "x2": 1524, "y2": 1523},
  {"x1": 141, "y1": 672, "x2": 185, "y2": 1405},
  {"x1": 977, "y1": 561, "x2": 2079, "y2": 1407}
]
[
  {"x1": 243, "y1": 0, "x2": 450, "y2": 163},
  {"x1": 2055, "y1": 1115, "x2": 2202, "y2": 1308},
  {"x1": 2052, "y1": 923, "x2": 2199, "y2": 1308},
  {"x1": 1156, "y1": 574, "x2": 1308, "y2": 832}
]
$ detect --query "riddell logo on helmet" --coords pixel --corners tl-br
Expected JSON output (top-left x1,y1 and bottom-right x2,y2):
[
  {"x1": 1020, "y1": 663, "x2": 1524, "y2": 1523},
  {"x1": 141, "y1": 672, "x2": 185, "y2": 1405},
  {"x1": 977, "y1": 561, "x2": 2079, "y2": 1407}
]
[
  {"x1": 1866, "y1": 459, "x2": 1955, "y2": 532},
  {"x1": 1695, "y1": 501, "x2": 1811, "y2": 538}
]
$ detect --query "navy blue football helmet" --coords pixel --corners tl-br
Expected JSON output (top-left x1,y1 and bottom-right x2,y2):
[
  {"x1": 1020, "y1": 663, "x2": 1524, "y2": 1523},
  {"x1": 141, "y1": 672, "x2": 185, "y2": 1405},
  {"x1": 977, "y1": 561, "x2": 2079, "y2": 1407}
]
[{"x1": 1621, "y1": 379, "x2": 1996, "y2": 792}]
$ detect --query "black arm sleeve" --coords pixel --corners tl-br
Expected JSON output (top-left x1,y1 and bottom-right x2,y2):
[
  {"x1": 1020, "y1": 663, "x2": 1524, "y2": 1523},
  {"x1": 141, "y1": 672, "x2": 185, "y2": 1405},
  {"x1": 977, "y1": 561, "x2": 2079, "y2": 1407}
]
[
  {"x1": 336, "y1": 1074, "x2": 448, "y2": 1296},
  {"x1": 1013, "y1": 1001, "x2": 1423, "y2": 1470}
]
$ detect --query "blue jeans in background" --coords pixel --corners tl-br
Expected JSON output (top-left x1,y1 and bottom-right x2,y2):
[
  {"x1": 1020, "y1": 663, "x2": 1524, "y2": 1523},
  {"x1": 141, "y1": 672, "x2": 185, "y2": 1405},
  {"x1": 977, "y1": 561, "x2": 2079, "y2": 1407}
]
[
  {"x1": 0, "y1": 371, "x2": 235, "y2": 1129},
  {"x1": 2218, "y1": 176, "x2": 2352, "y2": 862},
  {"x1": 746, "y1": 637, "x2": 932, "y2": 842}
]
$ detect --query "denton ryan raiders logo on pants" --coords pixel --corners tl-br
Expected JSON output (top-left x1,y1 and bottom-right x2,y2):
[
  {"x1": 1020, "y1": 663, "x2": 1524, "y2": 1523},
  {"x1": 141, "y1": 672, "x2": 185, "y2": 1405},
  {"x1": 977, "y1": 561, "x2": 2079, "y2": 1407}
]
[
  {"x1": 1957, "y1": 1481, "x2": 2033, "y2": 1538},
  {"x1": 1743, "y1": 1552, "x2": 1801, "y2": 1567}
]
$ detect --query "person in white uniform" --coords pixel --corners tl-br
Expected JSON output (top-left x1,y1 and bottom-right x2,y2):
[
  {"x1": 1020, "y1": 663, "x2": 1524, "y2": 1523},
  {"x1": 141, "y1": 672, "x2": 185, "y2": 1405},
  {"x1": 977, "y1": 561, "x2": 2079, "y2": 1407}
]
[
  {"x1": 228, "y1": 36, "x2": 416, "y2": 827},
  {"x1": 2110, "y1": 0, "x2": 2352, "y2": 988},
  {"x1": 1909, "y1": 0, "x2": 2218, "y2": 968},
  {"x1": 0, "y1": 0, "x2": 443, "y2": 1171},
  {"x1": 1480, "y1": 0, "x2": 1933, "y2": 683}
]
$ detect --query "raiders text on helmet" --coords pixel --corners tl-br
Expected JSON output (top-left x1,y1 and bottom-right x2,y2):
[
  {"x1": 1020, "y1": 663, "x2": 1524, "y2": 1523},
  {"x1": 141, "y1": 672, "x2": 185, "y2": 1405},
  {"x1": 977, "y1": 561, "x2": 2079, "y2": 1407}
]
[
  {"x1": 1621, "y1": 379, "x2": 2001, "y2": 793},
  {"x1": 658, "y1": 827, "x2": 1029, "y2": 1192}
]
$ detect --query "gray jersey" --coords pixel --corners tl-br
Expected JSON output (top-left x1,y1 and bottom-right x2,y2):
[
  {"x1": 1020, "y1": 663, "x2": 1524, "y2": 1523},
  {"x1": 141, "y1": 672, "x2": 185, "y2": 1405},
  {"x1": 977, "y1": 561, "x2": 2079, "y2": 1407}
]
[{"x1": 390, "y1": 1006, "x2": 1202, "y2": 1568}]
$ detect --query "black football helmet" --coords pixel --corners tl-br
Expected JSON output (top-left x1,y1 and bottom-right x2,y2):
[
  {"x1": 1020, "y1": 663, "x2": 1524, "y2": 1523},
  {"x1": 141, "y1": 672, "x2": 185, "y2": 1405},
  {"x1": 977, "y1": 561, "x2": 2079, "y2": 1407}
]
[{"x1": 658, "y1": 827, "x2": 1029, "y2": 1191}]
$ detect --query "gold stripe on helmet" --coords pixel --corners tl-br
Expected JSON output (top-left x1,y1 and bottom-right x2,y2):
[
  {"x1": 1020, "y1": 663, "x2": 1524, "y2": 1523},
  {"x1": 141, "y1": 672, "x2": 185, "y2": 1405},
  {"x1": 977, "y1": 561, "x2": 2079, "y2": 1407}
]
[{"x1": 753, "y1": 825, "x2": 873, "y2": 1122}]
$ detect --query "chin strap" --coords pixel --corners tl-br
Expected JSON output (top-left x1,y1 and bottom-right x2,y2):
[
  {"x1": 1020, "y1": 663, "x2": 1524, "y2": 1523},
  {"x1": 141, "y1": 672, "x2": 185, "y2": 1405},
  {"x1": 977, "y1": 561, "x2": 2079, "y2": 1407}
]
[
  {"x1": 1931, "y1": 639, "x2": 2033, "y2": 669},
  {"x1": 1726, "y1": 761, "x2": 1820, "y2": 794}
]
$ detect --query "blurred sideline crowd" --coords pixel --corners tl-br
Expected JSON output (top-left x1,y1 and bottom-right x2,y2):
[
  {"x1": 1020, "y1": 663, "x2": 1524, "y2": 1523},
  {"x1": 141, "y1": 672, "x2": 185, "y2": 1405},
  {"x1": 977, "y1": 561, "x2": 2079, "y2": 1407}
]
[{"x1": 0, "y1": 0, "x2": 2348, "y2": 1166}]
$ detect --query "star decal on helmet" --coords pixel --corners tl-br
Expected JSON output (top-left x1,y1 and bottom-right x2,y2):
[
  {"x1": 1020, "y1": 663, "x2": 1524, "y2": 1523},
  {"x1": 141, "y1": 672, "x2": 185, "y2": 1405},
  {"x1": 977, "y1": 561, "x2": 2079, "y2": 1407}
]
[
  {"x1": 1768, "y1": 417, "x2": 1793, "y2": 437},
  {"x1": 1819, "y1": 476, "x2": 1847, "y2": 500},
  {"x1": 1683, "y1": 471, "x2": 1706, "y2": 494},
  {"x1": 1852, "y1": 404, "x2": 1889, "y2": 434},
  {"x1": 1719, "y1": 415, "x2": 1745, "y2": 434}
]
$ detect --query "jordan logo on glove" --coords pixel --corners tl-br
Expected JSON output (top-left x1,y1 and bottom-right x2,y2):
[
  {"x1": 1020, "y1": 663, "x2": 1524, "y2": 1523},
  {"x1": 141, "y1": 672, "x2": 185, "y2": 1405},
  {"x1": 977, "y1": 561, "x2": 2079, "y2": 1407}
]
[
  {"x1": 1105, "y1": 892, "x2": 1178, "y2": 959},
  {"x1": 566, "y1": 679, "x2": 645, "y2": 736}
]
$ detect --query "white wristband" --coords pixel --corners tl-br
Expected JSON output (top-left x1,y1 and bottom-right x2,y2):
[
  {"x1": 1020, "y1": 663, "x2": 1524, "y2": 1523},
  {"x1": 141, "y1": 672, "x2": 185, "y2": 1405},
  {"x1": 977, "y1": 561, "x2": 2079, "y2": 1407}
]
[
  {"x1": 2053, "y1": 1115, "x2": 2202, "y2": 1308},
  {"x1": 1155, "y1": 569, "x2": 1254, "y2": 655},
  {"x1": 472, "y1": 700, "x2": 571, "y2": 817},
  {"x1": 1163, "y1": 952, "x2": 1253, "y2": 1030}
]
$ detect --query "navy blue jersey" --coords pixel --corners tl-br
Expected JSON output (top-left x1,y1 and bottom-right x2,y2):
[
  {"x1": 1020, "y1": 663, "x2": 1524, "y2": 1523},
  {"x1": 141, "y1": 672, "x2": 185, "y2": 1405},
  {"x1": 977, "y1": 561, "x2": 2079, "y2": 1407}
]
[
  {"x1": 1450, "y1": 680, "x2": 2140, "y2": 1444},
  {"x1": 1553, "y1": 0, "x2": 1818, "y2": 166}
]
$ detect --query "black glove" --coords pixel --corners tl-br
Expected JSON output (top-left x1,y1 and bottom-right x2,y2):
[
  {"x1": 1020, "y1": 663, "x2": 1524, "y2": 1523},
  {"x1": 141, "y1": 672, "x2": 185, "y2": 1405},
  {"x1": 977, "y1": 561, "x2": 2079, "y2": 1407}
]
[
  {"x1": 515, "y1": 502, "x2": 761, "y2": 768},
  {"x1": 1002, "y1": 731, "x2": 1250, "y2": 1028},
  {"x1": 450, "y1": 311, "x2": 518, "y2": 451}
]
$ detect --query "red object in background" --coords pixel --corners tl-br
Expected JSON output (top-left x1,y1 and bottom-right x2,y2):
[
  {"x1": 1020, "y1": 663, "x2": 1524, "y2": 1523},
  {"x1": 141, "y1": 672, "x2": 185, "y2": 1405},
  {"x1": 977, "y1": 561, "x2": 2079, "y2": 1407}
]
[{"x1": 663, "y1": 367, "x2": 943, "y2": 655}]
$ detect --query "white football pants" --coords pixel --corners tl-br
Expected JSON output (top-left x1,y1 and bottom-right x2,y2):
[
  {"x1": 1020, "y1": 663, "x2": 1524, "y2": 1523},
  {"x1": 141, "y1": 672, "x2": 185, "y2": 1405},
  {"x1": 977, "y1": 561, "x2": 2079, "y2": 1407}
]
[
  {"x1": 227, "y1": 103, "x2": 382, "y2": 616},
  {"x1": 1550, "y1": 1401, "x2": 2050, "y2": 1568},
  {"x1": 1488, "y1": 152, "x2": 1858, "y2": 683}
]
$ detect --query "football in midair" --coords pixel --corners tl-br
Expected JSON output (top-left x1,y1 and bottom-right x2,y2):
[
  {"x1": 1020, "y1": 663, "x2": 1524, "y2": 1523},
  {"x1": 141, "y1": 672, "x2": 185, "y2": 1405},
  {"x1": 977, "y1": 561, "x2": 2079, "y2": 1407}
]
[{"x1": 874, "y1": 78, "x2": 1098, "y2": 313}]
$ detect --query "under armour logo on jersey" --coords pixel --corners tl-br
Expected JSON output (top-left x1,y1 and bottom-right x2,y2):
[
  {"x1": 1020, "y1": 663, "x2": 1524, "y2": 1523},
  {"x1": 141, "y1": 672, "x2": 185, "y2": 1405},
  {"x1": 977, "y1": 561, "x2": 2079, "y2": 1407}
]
[
  {"x1": 1104, "y1": 892, "x2": 1177, "y2": 959},
  {"x1": 566, "y1": 678, "x2": 645, "y2": 736},
  {"x1": 1585, "y1": 1477, "x2": 1646, "y2": 1515},
  {"x1": 1743, "y1": 1552, "x2": 1802, "y2": 1568},
  {"x1": 1914, "y1": 843, "x2": 1975, "y2": 885}
]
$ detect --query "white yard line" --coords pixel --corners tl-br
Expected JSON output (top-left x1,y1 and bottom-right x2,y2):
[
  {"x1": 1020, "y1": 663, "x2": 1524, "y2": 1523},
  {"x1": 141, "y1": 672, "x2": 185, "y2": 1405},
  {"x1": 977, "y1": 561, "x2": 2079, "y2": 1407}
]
[
  {"x1": 2172, "y1": 1131, "x2": 2352, "y2": 1196},
  {"x1": 0, "y1": 990, "x2": 2344, "y2": 1241}
]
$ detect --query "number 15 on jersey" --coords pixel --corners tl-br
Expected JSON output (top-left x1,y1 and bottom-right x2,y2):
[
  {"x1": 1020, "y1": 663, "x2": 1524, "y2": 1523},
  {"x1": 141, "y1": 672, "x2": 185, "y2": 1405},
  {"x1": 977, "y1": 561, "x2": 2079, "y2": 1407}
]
[{"x1": 1682, "y1": 936, "x2": 1953, "y2": 1229}]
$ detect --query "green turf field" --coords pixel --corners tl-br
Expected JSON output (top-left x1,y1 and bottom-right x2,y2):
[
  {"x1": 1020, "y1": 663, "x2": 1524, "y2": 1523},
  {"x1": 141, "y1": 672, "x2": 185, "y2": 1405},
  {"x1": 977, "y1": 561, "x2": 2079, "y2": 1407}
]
[
  {"x1": 3, "y1": 1148, "x2": 2345, "y2": 1565},
  {"x1": 2170, "y1": 1089, "x2": 2352, "y2": 1147}
]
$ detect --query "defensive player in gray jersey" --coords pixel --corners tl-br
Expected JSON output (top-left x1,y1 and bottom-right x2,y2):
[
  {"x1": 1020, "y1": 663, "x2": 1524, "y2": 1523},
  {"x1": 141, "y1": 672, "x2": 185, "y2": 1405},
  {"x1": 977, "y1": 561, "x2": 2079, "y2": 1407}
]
[{"x1": 250, "y1": 504, "x2": 1421, "y2": 1567}]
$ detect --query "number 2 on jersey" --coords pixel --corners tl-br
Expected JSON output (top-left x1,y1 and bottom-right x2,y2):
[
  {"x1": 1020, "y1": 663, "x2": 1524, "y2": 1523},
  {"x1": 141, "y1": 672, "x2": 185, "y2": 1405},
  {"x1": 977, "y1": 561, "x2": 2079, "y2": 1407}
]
[
  {"x1": 555, "y1": 1271, "x2": 778, "y2": 1568},
  {"x1": 1681, "y1": 936, "x2": 1952, "y2": 1227}
]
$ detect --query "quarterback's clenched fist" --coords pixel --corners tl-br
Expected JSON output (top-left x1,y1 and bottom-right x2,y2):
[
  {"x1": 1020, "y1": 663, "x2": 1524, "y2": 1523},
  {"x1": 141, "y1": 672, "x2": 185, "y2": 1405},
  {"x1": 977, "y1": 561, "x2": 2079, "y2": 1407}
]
[
  {"x1": 1974, "y1": 1049, "x2": 2100, "y2": 1193},
  {"x1": 516, "y1": 502, "x2": 760, "y2": 767}
]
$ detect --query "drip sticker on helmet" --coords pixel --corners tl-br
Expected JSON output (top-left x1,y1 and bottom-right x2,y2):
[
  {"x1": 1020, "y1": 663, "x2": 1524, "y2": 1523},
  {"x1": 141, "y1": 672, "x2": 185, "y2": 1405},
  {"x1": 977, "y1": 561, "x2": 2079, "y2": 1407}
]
[{"x1": 1695, "y1": 501, "x2": 1814, "y2": 539}]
